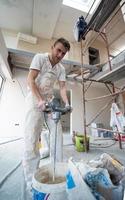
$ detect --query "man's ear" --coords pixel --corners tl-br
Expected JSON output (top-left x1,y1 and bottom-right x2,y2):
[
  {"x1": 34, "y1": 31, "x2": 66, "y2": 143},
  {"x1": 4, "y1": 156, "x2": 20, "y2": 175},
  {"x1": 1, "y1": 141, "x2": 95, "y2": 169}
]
[{"x1": 51, "y1": 45, "x2": 54, "y2": 50}]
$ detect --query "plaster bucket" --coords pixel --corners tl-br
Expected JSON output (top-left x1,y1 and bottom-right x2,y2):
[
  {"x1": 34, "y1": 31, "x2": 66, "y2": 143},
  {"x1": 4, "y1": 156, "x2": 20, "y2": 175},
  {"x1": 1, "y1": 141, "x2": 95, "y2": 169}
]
[
  {"x1": 75, "y1": 135, "x2": 89, "y2": 152},
  {"x1": 32, "y1": 162, "x2": 68, "y2": 200}
]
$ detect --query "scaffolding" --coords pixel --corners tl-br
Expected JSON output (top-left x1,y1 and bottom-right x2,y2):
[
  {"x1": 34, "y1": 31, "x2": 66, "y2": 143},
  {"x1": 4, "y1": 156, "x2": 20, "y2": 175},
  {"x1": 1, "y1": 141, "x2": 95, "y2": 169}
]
[
  {"x1": 71, "y1": 2, "x2": 125, "y2": 152},
  {"x1": 79, "y1": 63, "x2": 125, "y2": 151}
]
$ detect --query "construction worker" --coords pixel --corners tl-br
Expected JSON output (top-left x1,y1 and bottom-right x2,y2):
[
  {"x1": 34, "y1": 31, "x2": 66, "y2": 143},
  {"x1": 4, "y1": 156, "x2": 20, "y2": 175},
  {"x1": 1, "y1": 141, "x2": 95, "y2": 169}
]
[{"x1": 22, "y1": 38, "x2": 70, "y2": 191}]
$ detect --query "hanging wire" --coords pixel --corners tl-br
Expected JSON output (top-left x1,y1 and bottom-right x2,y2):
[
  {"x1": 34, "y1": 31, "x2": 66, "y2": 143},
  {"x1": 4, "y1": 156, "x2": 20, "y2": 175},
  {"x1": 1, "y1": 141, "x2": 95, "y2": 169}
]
[{"x1": 90, "y1": 140, "x2": 117, "y2": 148}]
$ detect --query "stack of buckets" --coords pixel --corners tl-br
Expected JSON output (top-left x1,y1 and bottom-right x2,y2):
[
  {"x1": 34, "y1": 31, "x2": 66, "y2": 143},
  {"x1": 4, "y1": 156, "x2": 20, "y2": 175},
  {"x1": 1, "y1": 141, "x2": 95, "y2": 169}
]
[{"x1": 75, "y1": 135, "x2": 89, "y2": 152}]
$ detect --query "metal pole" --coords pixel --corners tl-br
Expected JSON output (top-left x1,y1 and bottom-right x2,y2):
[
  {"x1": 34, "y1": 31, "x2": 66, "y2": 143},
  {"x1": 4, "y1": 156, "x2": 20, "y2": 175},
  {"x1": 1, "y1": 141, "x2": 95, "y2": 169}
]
[
  {"x1": 86, "y1": 89, "x2": 125, "y2": 101},
  {"x1": 88, "y1": 125, "x2": 125, "y2": 136},
  {"x1": 105, "y1": 83, "x2": 113, "y2": 94},
  {"x1": 80, "y1": 39, "x2": 88, "y2": 152},
  {"x1": 85, "y1": 81, "x2": 93, "y2": 93},
  {"x1": 80, "y1": 77, "x2": 112, "y2": 84}
]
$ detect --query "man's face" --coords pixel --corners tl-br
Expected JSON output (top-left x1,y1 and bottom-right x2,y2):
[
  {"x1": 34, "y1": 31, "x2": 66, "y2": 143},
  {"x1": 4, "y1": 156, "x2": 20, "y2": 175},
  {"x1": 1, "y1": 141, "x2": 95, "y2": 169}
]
[{"x1": 51, "y1": 42, "x2": 68, "y2": 64}]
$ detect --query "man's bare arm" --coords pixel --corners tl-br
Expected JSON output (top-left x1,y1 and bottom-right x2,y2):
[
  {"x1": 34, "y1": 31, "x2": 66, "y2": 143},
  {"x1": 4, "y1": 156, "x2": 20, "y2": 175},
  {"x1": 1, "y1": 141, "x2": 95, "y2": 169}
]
[{"x1": 27, "y1": 69, "x2": 43, "y2": 102}]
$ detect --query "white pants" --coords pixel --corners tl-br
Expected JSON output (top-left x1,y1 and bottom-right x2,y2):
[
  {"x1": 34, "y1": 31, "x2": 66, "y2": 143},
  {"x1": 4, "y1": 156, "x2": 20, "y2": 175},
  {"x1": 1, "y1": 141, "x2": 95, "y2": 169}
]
[{"x1": 22, "y1": 93, "x2": 63, "y2": 188}]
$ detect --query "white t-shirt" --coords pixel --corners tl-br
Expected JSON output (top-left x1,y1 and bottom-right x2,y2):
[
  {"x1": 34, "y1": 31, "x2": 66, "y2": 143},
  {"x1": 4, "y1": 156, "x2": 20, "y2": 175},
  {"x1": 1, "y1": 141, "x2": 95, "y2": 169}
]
[{"x1": 30, "y1": 53, "x2": 66, "y2": 97}]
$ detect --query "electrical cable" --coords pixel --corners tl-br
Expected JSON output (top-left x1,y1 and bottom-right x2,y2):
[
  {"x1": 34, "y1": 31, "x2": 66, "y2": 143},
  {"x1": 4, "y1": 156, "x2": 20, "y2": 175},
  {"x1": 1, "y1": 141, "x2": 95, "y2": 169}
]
[
  {"x1": 90, "y1": 139, "x2": 117, "y2": 148},
  {"x1": 63, "y1": 139, "x2": 117, "y2": 148}
]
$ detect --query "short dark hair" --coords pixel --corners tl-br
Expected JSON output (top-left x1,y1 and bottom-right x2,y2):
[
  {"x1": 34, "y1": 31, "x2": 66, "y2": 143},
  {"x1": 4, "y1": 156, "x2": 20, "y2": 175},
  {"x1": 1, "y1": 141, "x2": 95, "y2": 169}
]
[{"x1": 54, "y1": 38, "x2": 70, "y2": 51}]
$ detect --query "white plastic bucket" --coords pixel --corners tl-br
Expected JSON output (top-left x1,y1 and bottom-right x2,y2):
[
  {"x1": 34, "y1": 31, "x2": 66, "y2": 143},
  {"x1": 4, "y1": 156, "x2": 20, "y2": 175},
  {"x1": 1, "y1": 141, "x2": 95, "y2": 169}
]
[{"x1": 32, "y1": 162, "x2": 68, "y2": 200}]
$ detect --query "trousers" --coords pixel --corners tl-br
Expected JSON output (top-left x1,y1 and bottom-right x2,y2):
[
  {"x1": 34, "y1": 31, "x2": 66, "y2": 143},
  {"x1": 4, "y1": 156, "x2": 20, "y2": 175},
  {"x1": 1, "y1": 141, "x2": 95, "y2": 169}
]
[{"x1": 22, "y1": 93, "x2": 63, "y2": 188}]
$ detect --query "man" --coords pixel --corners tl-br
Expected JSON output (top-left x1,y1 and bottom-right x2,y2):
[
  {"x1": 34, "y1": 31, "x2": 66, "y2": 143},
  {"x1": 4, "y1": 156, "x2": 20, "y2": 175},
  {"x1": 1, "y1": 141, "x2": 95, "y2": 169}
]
[
  {"x1": 23, "y1": 38, "x2": 70, "y2": 190},
  {"x1": 74, "y1": 16, "x2": 87, "y2": 42}
]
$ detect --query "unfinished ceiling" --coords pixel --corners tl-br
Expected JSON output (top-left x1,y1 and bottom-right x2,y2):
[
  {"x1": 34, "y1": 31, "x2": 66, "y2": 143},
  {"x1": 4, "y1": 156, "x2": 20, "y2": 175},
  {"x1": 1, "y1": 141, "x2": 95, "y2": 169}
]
[
  {"x1": 0, "y1": 0, "x2": 125, "y2": 82},
  {"x1": 0, "y1": 0, "x2": 91, "y2": 42},
  {"x1": 0, "y1": 0, "x2": 124, "y2": 50},
  {"x1": 8, "y1": 48, "x2": 100, "y2": 79},
  {"x1": 88, "y1": 0, "x2": 122, "y2": 31}
]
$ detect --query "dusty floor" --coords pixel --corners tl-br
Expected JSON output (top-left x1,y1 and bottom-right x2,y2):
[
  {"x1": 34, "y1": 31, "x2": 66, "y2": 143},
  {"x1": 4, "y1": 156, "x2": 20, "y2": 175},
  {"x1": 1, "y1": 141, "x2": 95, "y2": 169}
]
[{"x1": 0, "y1": 134, "x2": 125, "y2": 200}]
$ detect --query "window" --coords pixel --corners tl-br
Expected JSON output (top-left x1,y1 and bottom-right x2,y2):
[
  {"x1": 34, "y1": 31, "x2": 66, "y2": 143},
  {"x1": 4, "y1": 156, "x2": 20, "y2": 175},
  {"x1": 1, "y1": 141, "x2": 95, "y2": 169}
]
[
  {"x1": 63, "y1": 0, "x2": 101, "y2": 14},
  {"x1": 89, "y1": 47, "x2": 100, "y2": 65}
]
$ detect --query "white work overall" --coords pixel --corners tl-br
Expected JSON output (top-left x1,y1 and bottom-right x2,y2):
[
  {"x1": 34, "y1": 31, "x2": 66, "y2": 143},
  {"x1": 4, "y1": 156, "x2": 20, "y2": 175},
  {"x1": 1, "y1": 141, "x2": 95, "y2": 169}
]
[{"x1": 22, "y1": 53, "x2": 65, "y2": 188}]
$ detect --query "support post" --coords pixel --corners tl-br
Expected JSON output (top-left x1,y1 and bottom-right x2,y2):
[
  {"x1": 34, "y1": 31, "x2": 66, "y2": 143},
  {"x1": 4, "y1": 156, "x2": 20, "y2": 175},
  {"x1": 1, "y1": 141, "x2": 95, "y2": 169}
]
[{"x1": 80, "y1": 39, "x2": 88, "y2": 152}]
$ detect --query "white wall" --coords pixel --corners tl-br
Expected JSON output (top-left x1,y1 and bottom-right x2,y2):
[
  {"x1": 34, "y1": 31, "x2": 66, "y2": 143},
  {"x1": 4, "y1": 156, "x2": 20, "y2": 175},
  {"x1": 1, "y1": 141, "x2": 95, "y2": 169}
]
[
  {"x1": 85, "y1": 85, "x2": 111, "y2": 128},
  {"x1": 0, "y1": 29, "x2": 12, "y2": 79},
  {"x1": 2, "y1": 29, "x2": 108, "y2": 64},
  {"x1": 0, "y1": 69, "x2": 27, "y2": 138},
  {"x1": 67, "y1": 82, "x2": 112, "y2": 134},
  {"x1": 0, "y1": 68, "x2": 111, "y2": 137},
  {"x1": 114, "y1": 78, "x2": 125, "y2": 113}
]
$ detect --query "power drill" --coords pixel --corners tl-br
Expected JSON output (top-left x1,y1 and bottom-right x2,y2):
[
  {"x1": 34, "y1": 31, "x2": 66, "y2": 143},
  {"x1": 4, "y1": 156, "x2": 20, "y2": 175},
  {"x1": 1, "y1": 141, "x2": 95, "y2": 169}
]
[{"x1": 44, "y1": 98, "x2": 71, "y2": 123}]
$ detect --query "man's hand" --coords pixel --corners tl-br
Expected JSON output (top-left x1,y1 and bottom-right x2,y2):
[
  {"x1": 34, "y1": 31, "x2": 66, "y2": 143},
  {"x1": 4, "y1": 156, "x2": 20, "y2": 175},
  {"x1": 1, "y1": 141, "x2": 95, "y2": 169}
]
[
  {"x1": 65, "y1": 103, "x2": 73, "y2": 113},
  {"x1": 38, "y1": 99, "x2": 46, "y2": 111}
]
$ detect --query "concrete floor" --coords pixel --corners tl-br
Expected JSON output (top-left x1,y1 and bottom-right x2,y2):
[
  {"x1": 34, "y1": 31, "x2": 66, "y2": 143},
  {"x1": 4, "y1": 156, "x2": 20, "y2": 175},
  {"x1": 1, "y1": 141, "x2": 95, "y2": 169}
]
[{"x1": 0, "y1": 134, "x2": 125, "y2": 200}]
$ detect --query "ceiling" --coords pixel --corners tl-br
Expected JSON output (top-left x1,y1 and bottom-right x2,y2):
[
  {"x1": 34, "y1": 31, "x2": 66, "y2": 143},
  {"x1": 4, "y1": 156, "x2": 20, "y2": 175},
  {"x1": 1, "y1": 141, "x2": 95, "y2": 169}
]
[
  {"x1": 0, "y1": 0, "x2": 125, "y2": 55},
  {"x1": 0, "y1": 0, "x2": 91, "y2": 42},
  {"x1": 1, "y1": 0, "x2": 125, "y2": 81},
  {"x1": 88, "y1": 0, "x2": 122, "y2": 31}
]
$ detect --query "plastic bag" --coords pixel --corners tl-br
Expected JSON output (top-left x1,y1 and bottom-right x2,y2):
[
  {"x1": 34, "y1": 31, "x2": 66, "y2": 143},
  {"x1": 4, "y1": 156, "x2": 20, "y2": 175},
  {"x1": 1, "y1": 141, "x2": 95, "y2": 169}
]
[
  {"x1": 110, "y1": 103, "x2": 125, "y2": 133},
  {"x1": 89, "y1": 153, "x2": 125, "y2": 184},
  {"x1": 66, "y1": 159, "x2": 96, "y2": 200},
  {"x1": 84, "y1": 168, "x2": 113, "y2": 199},
  {"x1": 77, "y1": 160, "x2": 124, "y2": 200}
]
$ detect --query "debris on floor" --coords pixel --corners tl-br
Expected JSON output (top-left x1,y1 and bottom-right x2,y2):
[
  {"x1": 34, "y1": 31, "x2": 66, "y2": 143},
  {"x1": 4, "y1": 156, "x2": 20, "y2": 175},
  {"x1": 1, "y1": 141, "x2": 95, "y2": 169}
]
[{"x1": 66, "y1": 154, "x2": 125, "y2": 200}]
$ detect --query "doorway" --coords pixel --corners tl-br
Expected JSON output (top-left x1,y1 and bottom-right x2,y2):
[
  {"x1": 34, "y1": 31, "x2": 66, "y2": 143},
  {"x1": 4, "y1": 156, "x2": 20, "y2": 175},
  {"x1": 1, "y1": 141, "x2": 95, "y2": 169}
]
[{"x1": 54, "y1": 89, "x2": 71, "y2": 134}]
